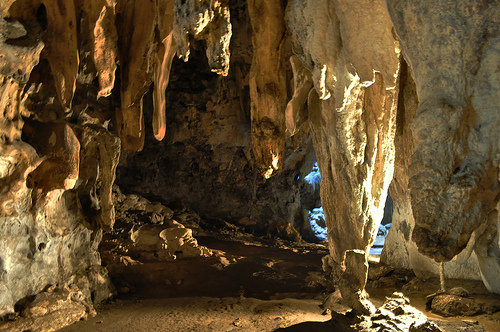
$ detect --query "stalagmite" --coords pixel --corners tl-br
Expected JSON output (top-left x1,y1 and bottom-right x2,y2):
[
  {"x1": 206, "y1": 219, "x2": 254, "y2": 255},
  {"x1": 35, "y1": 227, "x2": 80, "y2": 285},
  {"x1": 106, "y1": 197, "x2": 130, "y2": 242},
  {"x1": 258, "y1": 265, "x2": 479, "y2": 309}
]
[
  {"x1": 287, "y1": 0, "x2": 399, "y2": 312},
  {"x1": 247, "y1": 0, "x2": 287, "y2": 179}
]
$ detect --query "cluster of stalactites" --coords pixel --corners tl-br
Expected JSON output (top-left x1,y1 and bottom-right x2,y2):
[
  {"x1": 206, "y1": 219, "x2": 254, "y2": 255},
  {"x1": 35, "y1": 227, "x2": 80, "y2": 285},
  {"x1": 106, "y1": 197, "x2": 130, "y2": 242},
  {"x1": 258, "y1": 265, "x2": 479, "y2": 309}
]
[{"x1": 3, "y1": 0, "x2": 232, "y2": 152}]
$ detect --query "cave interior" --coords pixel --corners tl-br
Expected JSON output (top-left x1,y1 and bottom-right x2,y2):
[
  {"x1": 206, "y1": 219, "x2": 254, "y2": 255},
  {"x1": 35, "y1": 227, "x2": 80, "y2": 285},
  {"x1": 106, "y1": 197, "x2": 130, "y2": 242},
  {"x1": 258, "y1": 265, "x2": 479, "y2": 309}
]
[{"x1": 0, "y1": 0, "x2": 499, "y2": 331}]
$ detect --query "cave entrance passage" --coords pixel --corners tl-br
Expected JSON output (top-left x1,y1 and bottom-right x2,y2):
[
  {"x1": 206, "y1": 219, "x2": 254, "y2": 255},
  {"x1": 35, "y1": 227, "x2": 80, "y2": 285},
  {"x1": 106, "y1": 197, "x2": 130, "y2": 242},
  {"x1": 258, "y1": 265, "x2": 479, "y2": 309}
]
[{"x1": 302, "y1": 162, "x2": 393, "y2": 255}]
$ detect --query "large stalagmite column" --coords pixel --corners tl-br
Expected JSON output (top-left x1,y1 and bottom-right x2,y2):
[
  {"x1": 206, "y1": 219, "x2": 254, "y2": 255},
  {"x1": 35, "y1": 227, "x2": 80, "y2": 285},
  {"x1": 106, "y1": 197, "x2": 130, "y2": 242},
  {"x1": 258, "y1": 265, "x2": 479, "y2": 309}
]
[{"x1": 286, "y1": 0, "x2": 400, "y2": 313}]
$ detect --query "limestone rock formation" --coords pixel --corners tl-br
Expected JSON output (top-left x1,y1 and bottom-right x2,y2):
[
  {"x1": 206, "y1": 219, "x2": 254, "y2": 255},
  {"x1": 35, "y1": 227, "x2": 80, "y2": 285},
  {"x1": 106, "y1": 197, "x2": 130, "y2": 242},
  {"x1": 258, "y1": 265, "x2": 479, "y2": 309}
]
[
  {"x1": 72, "y1": 125, "x2": 121, "y2": 231},
  {"x1": 153, "y1": 0, "x2": 176, "y2": 141},
  {"x1": 5, "y1": 0, "x2": 232, "y2": 153},
  {"x1": 286, "y1": 0, "x2": 400, "y2": 313},
  {"x1": 78, "y1": 0, "x2": 118, "y2": 99},
  {"x1": 285, "y1": 55, "x2": 313, "y2": 137},
  {"x1": 0, "y1": 17, "x2": 43, "y2": 83},
  {"x1": 381, "y1": 60, "x2": 482, "y2": 282},
  {"x1": 115, "y1": 0, "x2": 156, "y2": 151},
  {"x1": 174, "y1": 0, "x2": 232, "y2": 76},
  {"x1": 387, "y1": 0, "x2": 500, "y2": 292},
  {"x1": 0, "y1": 0, "x2": 118, "y2": 320},
  {"x1": 1, "y1": 0, "x2": 500, "y2": 328},
  {"x1": 117, "y1": 16, "x2": 318, "y2": 244},
  {"x1": 22, "y1": 121, "x2": 80, "y2": 192},
  {"x1": 2, "y1": 284, "x2": 91, "y2": 332},
  {"x1": 328, "y1": 292, "x2": 442, "y2": 331},
  {"x1": 247, "y1": 0, "x2": 288, "y2": 179},
  {"x1": 99, "y1": 190, "x2": 213, "y2": 284}
]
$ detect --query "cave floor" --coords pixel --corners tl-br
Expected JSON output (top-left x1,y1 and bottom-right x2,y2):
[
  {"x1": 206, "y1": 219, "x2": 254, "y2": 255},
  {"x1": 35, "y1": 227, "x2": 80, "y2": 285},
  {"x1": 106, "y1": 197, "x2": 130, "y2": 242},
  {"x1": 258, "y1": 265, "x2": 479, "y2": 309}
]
[{"x1": 59, "y1": 234, "x2": 500, "y2": 332}]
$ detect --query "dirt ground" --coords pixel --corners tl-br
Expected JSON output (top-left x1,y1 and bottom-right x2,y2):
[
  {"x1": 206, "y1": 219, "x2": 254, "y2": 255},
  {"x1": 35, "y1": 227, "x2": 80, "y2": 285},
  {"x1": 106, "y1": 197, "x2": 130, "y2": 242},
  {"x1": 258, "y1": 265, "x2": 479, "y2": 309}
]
[{"x1": 59, "y1": 234, "x2": 500, "y2": 332}]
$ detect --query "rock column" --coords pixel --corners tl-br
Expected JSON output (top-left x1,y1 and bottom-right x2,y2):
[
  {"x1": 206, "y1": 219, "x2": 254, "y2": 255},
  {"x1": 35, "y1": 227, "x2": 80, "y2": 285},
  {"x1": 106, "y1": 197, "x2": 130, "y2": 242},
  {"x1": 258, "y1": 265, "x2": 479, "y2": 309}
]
[{"x1": 286, "y1": 0, "x2": 400, "y2": 313}]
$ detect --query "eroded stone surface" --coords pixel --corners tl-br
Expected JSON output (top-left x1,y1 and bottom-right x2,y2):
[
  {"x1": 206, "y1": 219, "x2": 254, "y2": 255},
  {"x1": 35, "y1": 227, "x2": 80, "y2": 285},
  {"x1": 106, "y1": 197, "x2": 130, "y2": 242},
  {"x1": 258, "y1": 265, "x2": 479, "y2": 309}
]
[
  {"x1": 328, "y1": 292, "x2": 441, "y2": 332},
  {"x1": 174, "y1": 0, "x2": 232, "y2": 76},
  {"x1": 73, "y1": 124, "x2": 121, "y2": 231},
  {"x1": 22, "y1": 120, "x2": 80, "y2": 192},
  {"x1": 247, "y1": 0, "x2": 288, "y2": 179},
  {"x1": 0, "y1": 2, "x2": 118, "y2": 322},
  {"x1": 286, "y1": 0, "x2": 399, "y2": 312},
  {"x1": 387, "y1": 0, "x2": 500, "y2": 262},
  {"x1": 77, "y1": 0, "x2": 118, "y2": 99},
  {"x1": 381, "y1": 60, "x2": 483, "y2": 283},
  {"x1": 0, "y1": 16, "x2": 43, "y2": 83},
  {"x1": 386, "y1": 0, "x2": 500, "y2": 293},
  {"x1": 0, "y1": 281, "x2": 111, "y2": 332},
  {"x1": 1, "y1": 0, "x2": 500, "y2": 327},
  {"x1": 101, "y1": 190, "x2": 212, "y2": 273}
]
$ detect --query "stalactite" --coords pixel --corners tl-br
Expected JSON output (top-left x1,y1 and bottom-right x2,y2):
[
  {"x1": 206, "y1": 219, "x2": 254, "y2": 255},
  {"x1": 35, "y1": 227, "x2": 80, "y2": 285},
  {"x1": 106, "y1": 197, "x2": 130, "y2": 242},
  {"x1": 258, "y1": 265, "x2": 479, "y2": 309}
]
[
  {"x1": 44, "y1": 0, "x2": 79, "y2": 107},
  {"x1": 247, "y1": 0, "x2": 287, "y2": 179},
  {"x1": 153, "y1": 0, "x2": 176, "y2": 141},
  {"x1": 78, "y1": 0, "x2": 118, "y2": 99}
]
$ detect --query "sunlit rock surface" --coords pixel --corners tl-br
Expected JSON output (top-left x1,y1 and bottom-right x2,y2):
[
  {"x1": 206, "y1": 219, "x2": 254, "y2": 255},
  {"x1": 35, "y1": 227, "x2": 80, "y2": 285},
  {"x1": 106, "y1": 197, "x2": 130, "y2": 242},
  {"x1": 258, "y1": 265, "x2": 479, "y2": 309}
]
[
  {"x1": 174, "y1": 0, "x2": 232, "y2": 76},
  {"x1": 286, "y1": 0, "x2": 400, "y2": 313}
]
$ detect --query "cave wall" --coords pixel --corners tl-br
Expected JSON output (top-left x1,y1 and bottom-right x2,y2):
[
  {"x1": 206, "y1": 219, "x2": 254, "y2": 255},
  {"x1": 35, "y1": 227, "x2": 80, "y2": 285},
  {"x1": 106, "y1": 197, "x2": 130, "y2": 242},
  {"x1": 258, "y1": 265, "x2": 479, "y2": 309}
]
[
  {"x1": 116, "y1": 1, "x2": 319, "y2": 240},
  {"x1": 0, "y1": 0, "x2": 319, "y2": 318}
]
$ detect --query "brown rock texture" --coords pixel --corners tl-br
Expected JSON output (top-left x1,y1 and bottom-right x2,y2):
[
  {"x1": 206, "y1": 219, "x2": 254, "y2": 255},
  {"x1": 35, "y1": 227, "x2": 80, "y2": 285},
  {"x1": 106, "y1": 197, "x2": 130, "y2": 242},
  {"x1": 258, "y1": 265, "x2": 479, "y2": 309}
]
[
  {"x1": 1, "y1": 0, "x2": 500, "y2": 327},
  {"x1": 0, "y1": 0, "x2": 118, "y2": 319},
  {"x1": 117, "y1": 42, "x2": 318, "y2": 242},
  {"x1": 286, "y1": 0, "x2": 400, "y2": 312},
  {"x1": 247, "y1": 0, "x2": 288, "y2": 179},
  {"x1": 387, "y1": 0, "x2": 500, "y2": 293},
  {"x1": 380, "y1": 60, "x2": 482, "y2": 282},
  {"x1": 174, "y1": 0, "x2": 232, "y2": 76},
  {"x1": 78, "y1": 0, "x2": 118, "y2": 99},
  {"x1": 387, "y1": 0, "x2": 500, "y2": 261},
  {"x1": 22, "y1": 121, "x2": 80, "y2": 192},
  {"x1": 115, "y1": 0, "x2": 156, "y2": 151}
]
